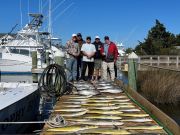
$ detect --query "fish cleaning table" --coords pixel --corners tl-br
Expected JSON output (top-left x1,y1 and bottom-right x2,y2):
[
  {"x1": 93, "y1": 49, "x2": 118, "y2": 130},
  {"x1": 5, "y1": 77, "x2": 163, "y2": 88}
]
[{"x1": 41, "y1": 81, "x2": 167, "y2": 135}]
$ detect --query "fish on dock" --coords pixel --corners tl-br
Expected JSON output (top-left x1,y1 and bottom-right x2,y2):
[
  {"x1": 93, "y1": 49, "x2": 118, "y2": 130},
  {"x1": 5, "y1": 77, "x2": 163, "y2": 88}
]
[
  {"x1": 47, "y1": 125, "x2": 98, "y2": 132},
  {"x1": 76, "y1": 120, "x2": 124, "y2": 126},
  {"x1": 79, "y1": 128, "x2": 131, "y2": 134},
  {"x1": 118, "y1": 113, "x2": 149, "y2": 117},
  {"x1": 87, "y1": 110, "x2": 123, "y2": 115},
  {"x1": 124, "y1": 125, "x2": 163, "y2": 130},
  {"x1": 54, "y1": 108, "x2": 87, "y2": 112},
  {"x1": 119, "y1": 109, "x2": 141, "y2": 112},
  {"x1": 100, "y1": 89, "x2": 123, "y2": 93},
  {"x1": 85, "y1": 115, "x2": 122, "y2": 120},
  {"x1": 121, "y1": 118, "x2": 152, "y2": 122},
  {"x1": 82, "y1": 103, "x2": 115, "y2": 106},
  {"x1": 60, "y1": 110, "x2": 88, "y2": 117}
]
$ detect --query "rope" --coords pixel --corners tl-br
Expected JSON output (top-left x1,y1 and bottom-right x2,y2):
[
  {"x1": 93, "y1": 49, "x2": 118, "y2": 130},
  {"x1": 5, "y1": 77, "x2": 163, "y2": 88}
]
[{"x1": 0, "y1": 114, "x2": 66, "y2": 128}]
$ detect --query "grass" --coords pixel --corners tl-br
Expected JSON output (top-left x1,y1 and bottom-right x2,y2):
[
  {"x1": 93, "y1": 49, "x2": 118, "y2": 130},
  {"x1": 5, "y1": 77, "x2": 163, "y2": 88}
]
[{"x1": 137, "y1": 68, "x2": 180, "y2": 104}]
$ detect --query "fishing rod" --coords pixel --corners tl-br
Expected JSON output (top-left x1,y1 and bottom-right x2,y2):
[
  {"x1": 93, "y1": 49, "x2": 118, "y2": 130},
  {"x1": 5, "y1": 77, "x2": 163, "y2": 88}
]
[{"x1": 1, "y1": 24, "x2": 18, "y2": 45}]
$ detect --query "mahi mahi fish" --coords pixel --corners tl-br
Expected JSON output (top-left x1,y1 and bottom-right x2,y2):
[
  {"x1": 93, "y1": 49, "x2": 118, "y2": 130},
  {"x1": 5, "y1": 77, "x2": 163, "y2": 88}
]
[
  {"x1": 88, "y1": 97, "x2": 114, "y2": 100},
  {"x1": 58, "y1": 105, "x2": 81, "y2": 108},
  {"x1": 82, "y1": 103, "x2": 115, "y2": 106},
  {"x1": 47, "y1": 125, "x2": 98, "y2": 132},
  {"x1": 79, "y1": 129, "x2": 131, "y2": 134},
  {"x1": 54, "y1": 108, "x2": 87, "y2": 112},
  {"x1": 61, "y1": 110, "x2": 88, "y2": 117},
  {"x1": 88, "y1": 105, "x2": 123, "y2": 110},
  {"x1": 85, "y1": 115, "x2": 122, "y2": 120},
  {"x1": 121, "y1": 118, "x2": 152, "y2": 122},
  {"x1": 76, "y1": 120, "x2": 124, "y2": 126},
  {"x1": 124, "y1": 125, "x2": 163, "y2": 130},
  {"x1": 118, "y1": 113, "x2": 149, "y2": 117},
  {"x1": 88, "y1": 105, "x2": 135, "y2": 110},
  {"x1": 100, "y1": 89, "x2": 123, "y2": 93},
  {"x1": 119, "y1": 109, "x2": 141, "y2": 112},
  {"x1": 88, "y1": 110, "x2": 123, "y2": 115}
]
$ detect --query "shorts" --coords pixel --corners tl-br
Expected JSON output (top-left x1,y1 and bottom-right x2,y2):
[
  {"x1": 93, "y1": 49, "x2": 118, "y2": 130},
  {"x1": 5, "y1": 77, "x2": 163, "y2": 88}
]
[{"x1": 94, "y1": 59, "x2": 102, "y2": 70}]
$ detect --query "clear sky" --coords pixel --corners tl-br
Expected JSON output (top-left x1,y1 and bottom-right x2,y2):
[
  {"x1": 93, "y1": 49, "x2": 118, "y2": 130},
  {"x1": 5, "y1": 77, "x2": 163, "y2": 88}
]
[{"x1": 0, "y1": 0, "x2": 180, "y2": 48}]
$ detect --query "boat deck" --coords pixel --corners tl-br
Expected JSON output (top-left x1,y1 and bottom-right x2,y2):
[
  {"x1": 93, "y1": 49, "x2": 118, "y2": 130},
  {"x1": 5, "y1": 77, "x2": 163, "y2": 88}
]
[{"x1": 41, "y1": 81, "x2": 167, "y2": 134}]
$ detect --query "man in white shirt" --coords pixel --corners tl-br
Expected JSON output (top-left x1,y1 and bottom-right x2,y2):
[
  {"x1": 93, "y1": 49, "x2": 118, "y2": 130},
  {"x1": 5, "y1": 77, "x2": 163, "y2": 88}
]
[{"x1": 81, "y1": 36, "x2": 96, "y2": 81}]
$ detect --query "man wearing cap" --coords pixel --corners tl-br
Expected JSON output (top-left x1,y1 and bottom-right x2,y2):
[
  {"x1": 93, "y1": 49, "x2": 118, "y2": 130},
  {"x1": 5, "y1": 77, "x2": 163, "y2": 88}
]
[
  {"x1": 76, "y1": 33, "x2": 85, "y2": 80},
  {"x1": 101, "y1": 36, "x2": 118, "y2": 81},
  {"x1": 81, "y1": 36, "x2": 96, "y2": 81},
  {"x1": 65, "y1": 34, "x2": 80, "y2": 82},
  {"x1": 92, "y1": 36, "x2": 104, "y2": 81}
]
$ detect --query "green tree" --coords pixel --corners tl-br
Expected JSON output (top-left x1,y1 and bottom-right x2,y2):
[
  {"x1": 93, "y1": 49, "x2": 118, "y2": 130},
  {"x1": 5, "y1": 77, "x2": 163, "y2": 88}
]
[
  {"x1": 125, "y1": 47, "x2": 133, "y2": 54},
  {"x1": 135, "y1": 19, "x2": 178, "y2": 55}
]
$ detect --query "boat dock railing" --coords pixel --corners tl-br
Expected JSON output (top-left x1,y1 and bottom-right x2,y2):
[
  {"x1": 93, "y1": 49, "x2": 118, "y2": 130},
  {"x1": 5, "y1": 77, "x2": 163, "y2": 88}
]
[{"x1": 117, "y1": 55, "x2": 180, "y2": 71}]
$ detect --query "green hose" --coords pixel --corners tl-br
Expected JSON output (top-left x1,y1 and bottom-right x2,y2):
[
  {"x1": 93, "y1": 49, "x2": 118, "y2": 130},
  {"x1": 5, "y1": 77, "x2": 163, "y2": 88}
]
[{"x1": 125, "y1": 91, "x2": 173, "y2": 135}]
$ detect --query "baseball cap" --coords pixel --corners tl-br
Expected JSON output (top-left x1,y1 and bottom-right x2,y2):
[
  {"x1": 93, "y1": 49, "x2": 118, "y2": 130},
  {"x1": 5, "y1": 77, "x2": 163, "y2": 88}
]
[
  {"x1": 77, "y1": 33, "x2": 82, "y2": 37},
  {"x1": 95, "y1": 36, "x2": 100, "y2": 39},
  {"x1": 104, "y1": 36, "x2": 109, "y2": 40},
  {"x1": 72, "y1": 33, "x2": 77, "y2": 37}
]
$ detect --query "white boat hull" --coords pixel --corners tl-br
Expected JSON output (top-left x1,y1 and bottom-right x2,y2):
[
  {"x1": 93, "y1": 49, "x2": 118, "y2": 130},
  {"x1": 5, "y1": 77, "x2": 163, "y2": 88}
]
[
  {"x1": 0, "y1": 83, "x2": 40, "y2": 134},
  {"x1": 0, "y1": 59, "x2": 32, "y2": 74}
]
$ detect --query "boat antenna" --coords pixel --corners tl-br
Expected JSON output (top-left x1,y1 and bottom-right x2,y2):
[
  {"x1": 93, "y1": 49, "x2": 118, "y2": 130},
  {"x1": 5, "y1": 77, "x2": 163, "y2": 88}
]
[
  {"x1": 28, "y1": 0, "x2": 30, "y2": 23},
  {"x1": 48, "y1": 0, "x2": 52, "y2": 37},
  {"x1": 20, "y1": 0, "x2": 23, "y2": 28}
]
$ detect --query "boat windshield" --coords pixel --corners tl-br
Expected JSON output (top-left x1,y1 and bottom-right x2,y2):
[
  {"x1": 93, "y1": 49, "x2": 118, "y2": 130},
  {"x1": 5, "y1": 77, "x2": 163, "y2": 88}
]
[{"x1": 10, "y1": 48, "x2": 31, "y2": 56}]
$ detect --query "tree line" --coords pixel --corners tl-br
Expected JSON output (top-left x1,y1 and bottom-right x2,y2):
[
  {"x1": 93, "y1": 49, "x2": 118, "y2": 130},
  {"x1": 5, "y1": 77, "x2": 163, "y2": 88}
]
[{"x1": 126, "y1": 19, "x2": 180, "y2": 55}]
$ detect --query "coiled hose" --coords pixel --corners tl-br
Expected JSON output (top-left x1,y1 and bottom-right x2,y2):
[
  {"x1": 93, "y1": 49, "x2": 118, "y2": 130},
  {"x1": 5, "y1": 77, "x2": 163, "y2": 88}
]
[{"x1": 38, "y1": 64, "x2": 73, "y2": 99}]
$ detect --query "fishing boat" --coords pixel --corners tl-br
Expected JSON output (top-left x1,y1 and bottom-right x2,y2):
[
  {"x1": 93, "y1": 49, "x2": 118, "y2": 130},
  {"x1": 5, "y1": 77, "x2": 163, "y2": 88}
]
[
  {"x1": 0, "y1": 82, "x2": 40, "y2": 134},
  {"x1": 116, "y1": 42, "x2": 125, "y2": 56},
  {"x1": 0, "y1": 13, "x2": 62, "y2": 74}
]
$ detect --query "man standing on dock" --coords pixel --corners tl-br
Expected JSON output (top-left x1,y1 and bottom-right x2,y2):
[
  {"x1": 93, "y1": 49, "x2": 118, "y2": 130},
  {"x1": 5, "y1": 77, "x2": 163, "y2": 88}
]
[
  {"x1": 81, "y1": 36, "x2": 96, "y2": 81},
  {"x1": 76, "y1": 33, "x2": 85, "y2": 81},
  {"x1": 65, "y1": 34, "x2": 80, "y2": 82},
  {"x1": 102, "y1": 36, "x2": 118, "y2": 81},
  {"x1": 92, "y1": 36, "x2": 104, "y2": 81}
]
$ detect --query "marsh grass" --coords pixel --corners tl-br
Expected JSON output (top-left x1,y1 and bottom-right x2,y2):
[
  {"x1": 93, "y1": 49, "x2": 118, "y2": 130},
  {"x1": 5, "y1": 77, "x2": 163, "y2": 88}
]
[{"x1": 137, "y1": 66, "x2": 180, "y2": 104}]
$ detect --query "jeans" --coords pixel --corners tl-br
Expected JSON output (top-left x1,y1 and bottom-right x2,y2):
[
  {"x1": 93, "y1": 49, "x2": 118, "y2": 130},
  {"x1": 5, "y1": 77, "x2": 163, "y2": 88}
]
[
  {"x1": 66, "y1": 58, "x2": 77, "y2": 81},
  {"x1": 81, "y1": 61, "x2": 94, "y2": 80},
  {"x1": 76, "y1": 57, "x2": 82, "y2": 80}
]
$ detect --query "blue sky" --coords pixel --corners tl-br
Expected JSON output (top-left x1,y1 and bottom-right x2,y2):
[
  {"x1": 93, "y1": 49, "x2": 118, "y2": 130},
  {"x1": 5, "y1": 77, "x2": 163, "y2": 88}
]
[{"x1": 0, "y1": 0, "x2": 180, "y2": 48}]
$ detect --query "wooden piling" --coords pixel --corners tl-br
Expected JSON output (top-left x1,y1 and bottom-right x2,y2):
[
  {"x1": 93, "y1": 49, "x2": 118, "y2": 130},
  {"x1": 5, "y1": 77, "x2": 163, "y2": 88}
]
[
  {"x1": 54, "y1": 50, "x2": 65, "y2": 67},
  {"x1": 46, "y1": 50, "x2": 50, "y2": 66},
  {"x1": 32, "y1": 51, "x2": 38, "y2": 83},
  {"x1": 128, "y1": 52, "x2": 138, "y2": 91}
]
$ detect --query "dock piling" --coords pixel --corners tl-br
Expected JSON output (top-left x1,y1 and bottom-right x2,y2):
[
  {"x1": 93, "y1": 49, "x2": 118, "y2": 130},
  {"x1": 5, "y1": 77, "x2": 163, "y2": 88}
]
[
  {"x1": 32, "y1": 51, "x2": 38, "y2": 83},
  {"x1": 128, "y1": 52, "x2": 138, "y2": 91}
]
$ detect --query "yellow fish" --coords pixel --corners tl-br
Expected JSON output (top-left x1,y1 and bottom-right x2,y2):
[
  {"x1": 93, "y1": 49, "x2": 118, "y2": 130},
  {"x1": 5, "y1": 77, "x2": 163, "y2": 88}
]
[
  {"x1": 76, "y1": 120, "x2": 124, "y2": 126},
  {"x1": 47, "y1": 125, "x2": 98, "y2": 132},
  {"x1": 88, "y1": 110, "x2": 123, "y2": 115},
  {"x1": 82, "y1": 103, "x2": 115, "y2": 106},
  {"x1": 118, "y1": 113, "x2": 149, "y2": 117},
  {"x1": 85, "y1": 115, "x2": 122, "y2": 120},
  {"x1": 80, "y1": 128, "x2": 131, "y2": 134},
  {"x1": 54, "y1": 108, "x2": 87, "y2": 112},
  {"x1": 61, "y1": 110, "x2": 88, "y2": 117},
  {"x1": 125, "y1": 125, "x2": 163, "y2": 130}
]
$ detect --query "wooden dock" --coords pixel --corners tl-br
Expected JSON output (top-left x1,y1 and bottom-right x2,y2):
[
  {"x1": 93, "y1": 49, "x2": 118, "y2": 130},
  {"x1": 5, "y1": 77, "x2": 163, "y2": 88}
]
[{"x1": 40, "y1": 80, "x2": 168, "y2": 135}]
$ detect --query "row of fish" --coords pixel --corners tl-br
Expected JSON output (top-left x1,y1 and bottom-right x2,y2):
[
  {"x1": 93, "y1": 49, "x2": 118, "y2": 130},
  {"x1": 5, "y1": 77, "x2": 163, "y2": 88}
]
[
  {"x1": 73, "y1": 80, "x2": 123, "y2": 95},
  {"x1": 44, "y1": 82, "x2": 166, "y2": 134}
]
